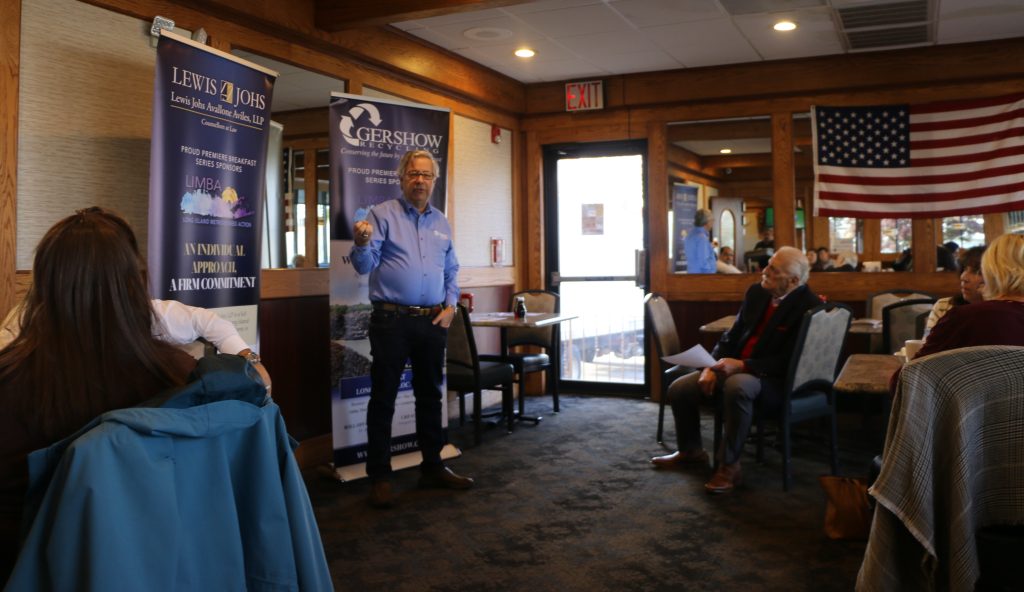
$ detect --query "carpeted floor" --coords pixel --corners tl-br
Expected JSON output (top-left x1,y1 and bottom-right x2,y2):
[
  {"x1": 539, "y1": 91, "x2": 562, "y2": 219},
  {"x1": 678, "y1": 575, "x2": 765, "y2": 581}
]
[{"x1": 304, "y1": 395, "x2": 877, "y2": 591}]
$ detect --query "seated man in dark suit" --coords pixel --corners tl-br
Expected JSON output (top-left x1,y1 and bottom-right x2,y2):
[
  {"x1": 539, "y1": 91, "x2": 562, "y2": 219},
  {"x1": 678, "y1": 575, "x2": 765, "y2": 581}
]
[{"x1": 651, "y1": 246, "x2": 820, "y2": 493}]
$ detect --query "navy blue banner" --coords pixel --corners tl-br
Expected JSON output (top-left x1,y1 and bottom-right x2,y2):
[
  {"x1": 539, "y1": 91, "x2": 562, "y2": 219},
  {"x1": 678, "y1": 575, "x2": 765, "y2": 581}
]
[
  {"x1": 147, "y1": 31, "x2": 276, "y2": 310},
  {"x1": 328, "y1": 94, "x2": 453, "y2": 477},
  {"x1": 329, "y1": 93, "x2": 450, "y2": 239},
  {"x1": 672, "y1": 183, "x2": 698, "y2": 273}
]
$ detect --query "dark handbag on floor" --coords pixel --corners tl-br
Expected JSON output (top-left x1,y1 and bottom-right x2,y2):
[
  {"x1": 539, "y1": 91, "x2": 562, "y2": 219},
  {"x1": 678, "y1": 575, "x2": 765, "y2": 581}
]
[{"x1": 819, "y1": 475, "x2": 872, "y2": 540}]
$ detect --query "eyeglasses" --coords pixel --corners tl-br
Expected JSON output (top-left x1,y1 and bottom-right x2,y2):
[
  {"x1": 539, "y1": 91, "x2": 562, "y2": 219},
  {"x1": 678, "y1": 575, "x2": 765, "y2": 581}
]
[{"x1": 405, "y1": 170, "x2": 435, "y2": 180}]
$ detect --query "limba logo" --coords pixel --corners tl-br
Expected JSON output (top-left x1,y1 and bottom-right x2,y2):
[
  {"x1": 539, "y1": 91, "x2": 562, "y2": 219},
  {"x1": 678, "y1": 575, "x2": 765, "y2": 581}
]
[{"x1": 339, "y1": 102, "x2": 443, "y2": 150}]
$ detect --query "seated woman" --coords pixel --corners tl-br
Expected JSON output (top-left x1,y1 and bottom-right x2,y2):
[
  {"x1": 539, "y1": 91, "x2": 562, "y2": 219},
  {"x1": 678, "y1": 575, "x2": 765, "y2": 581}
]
[
  {"x1": 812, "y1": 246, "x2": 833, "y2": 271},
  {"x1": 923, "y1": 245, "x2": 987, "y2": 337},
  {"x1": 912, "y1": 234, "x2": 1024, "y2": 359},
  {"x1": 0, "y1": 208, "x2": 262, "y2": 578}
]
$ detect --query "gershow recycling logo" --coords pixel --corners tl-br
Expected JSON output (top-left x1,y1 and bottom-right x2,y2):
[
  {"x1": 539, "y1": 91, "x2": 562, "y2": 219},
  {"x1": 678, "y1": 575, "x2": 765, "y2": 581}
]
[
  {"x1": 339, "y1": 103, "x2": 382, "y2": 147},
  {"x1": 336, "y1": 102, "x2": 445, "y2": 151}
]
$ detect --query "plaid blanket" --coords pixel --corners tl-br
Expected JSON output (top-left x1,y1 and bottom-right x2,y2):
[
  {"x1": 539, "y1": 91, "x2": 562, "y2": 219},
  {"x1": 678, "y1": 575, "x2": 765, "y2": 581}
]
[{"x1": 856, "y1": 346, "x2": 1024, "y2": 591}]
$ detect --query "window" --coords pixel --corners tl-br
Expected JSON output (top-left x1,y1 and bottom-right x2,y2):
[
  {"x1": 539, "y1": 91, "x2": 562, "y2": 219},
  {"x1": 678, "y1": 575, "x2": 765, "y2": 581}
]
[
  {"x1": 880, "y1": 218, "x2": 912, "y2": 254},
  {"x1": 942, "y1": 215, "x2": 985, "y2": 249},
  {"x1": 829, "y1": 217, "x2": 859, "y2": 254}
]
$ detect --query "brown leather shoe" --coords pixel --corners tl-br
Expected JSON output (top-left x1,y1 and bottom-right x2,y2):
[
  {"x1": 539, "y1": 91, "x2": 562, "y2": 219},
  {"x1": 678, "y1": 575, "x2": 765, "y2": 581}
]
[
  {"x1": 704, "y1": 462, "x2": 742, "y2": 494},
  {"x1": 368, "y1": 480, "x2": 396, "y2": 508},
  {"x1": 418, "y1": 466, "x2": 474, "y2": 490},
  {"x1": 650, "y1": 449, "x2": 710, "y2": 468}
]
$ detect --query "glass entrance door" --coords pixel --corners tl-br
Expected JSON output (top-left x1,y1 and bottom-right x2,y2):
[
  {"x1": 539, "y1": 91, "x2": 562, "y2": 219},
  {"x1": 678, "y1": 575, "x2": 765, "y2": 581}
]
[{"x1": 543, "y1": 140, "x2": 647, "y2": 395}]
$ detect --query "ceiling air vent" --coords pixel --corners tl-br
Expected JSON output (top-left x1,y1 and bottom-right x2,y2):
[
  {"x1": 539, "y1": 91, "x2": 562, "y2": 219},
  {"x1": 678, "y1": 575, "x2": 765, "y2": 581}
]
[
  {"x1": 846, "y1": 24, "x2": 929, "y2": 49},
  {"x1": 836, "y1": 0, "x2": 933, "y2": 51},
  {"x1": 837, "y1": 0, "x2": 928, "y2": 29}
]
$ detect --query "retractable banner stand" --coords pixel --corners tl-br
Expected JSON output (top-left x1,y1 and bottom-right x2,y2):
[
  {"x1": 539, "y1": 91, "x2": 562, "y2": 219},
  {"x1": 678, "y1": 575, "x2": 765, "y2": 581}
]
[
  {"x1": 147, "y1": 31, "x2": 277, "y2": 346},
  {"x1": 328, "y1": 93, "x2": 456, "y2": 480}
]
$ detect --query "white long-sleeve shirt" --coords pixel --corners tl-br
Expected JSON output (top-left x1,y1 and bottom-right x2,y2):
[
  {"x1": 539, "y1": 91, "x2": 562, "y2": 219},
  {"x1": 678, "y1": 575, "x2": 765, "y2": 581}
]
[{"x1": 0, "y1": 299, "x2": 249, "y2": 355}]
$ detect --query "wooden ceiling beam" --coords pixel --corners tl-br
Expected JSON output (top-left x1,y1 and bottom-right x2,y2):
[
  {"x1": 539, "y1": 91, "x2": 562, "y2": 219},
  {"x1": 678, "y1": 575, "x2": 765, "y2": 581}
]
[{"x1": 315, "y1": 0, "x2": 534, "y2": 31}]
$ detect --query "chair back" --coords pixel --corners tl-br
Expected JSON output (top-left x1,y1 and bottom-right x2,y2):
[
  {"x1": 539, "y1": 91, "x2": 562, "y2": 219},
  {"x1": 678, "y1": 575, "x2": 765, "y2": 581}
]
[
  {"x1": 866, "y1": 289, "x2": 935, "y2": 320},
  {"x1": 861, "y1": 346, "x2": 1024, "y2": 590},
  {"x1": 446, "y1": 304, "x2": 477, "y2": 371},
  {"x1": 785, "y1": 303, "x2": 853, "y2": 395},
  {"x1": 881, "y1": 298, "x2": 935, "y2": 354},
  {"x1": 506, "y1": 290, "x2": 558, "y2": 349},
  {"x1": 644, "y1": 293, "x2": 681, "y2": 365}
]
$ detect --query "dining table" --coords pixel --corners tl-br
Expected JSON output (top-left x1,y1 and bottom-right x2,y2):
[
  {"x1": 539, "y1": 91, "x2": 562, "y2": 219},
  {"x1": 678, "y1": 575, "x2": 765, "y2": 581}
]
[
  {"x1": 833, "y1": 353, "x2": 903, "y2": 443},
  {"x1": 469, "y1": 311, "x2": 577, "y2": 423}
]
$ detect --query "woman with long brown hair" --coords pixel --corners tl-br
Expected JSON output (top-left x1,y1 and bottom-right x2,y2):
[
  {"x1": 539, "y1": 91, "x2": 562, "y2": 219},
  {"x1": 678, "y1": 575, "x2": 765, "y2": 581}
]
[{"x1": 0, "y1": 207, "x2": 198, "y2": 576}]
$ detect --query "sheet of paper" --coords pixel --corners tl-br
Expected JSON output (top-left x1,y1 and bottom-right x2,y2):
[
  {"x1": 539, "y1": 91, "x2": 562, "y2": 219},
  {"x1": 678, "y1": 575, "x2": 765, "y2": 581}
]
[{"x1": 662, "y1": 344, "x2": 716, "y2": 368}]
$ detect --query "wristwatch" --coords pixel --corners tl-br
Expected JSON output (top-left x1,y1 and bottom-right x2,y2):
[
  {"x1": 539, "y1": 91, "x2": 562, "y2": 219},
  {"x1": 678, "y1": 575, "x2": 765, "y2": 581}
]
[{"x1": 243, "y1": 351, "x2": 261, "y2": 365}]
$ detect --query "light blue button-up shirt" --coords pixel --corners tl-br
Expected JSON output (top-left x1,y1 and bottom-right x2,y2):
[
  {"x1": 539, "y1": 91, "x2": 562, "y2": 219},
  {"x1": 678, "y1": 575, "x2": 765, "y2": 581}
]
[
  {"x1": 350, "y1": 197, "x2": 460, "y2": 307},
  {"x1": 684, "y1": 225, "x2": 717, "y2": 274}
]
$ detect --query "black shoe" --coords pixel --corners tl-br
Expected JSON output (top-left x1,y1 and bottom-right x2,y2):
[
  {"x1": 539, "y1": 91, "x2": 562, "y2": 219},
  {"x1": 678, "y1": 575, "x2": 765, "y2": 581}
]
[
  {"x1": 368, "y1": 480, "x2": 396, "y2": 508},
  {"x1": 418, "y1": 466, "x2": 474, "y2": 490}
]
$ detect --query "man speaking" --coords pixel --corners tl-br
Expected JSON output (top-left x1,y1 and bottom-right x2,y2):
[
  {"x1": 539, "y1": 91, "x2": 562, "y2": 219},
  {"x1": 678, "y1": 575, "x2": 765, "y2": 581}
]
[{"x1": 350, "y1": 149, "x2": 471, "y2": 509}]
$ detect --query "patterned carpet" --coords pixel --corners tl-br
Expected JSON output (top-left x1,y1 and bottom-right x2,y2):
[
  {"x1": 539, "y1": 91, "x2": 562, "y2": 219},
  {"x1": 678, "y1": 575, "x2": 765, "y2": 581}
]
[{"x1": 304, "y1": 395, "x2": 876, "y2": 591}]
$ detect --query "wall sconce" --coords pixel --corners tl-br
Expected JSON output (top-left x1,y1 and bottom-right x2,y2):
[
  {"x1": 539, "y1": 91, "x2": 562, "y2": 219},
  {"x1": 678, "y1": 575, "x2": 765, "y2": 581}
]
[{"x1": 491, "y1": 124, "x2": 502, "y2": 144}]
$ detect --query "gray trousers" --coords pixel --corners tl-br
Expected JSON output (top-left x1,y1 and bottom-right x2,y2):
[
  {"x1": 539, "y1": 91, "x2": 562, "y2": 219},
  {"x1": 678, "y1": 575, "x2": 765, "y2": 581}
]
[{"x1": 667, "y1": 370, "x2": 763, "y2": 465}]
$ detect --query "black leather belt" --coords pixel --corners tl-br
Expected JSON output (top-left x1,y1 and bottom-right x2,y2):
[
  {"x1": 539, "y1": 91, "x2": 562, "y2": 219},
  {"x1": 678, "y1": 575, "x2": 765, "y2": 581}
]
[{"x1": 373, "y1": 302, "x2": 444, "y2": 317}]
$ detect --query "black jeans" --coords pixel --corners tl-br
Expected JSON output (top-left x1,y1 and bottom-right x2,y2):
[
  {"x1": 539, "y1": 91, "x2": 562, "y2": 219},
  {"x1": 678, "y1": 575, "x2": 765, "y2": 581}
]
[{"x1": 365, "y1": 310, "x2": 448, "y2": 480}]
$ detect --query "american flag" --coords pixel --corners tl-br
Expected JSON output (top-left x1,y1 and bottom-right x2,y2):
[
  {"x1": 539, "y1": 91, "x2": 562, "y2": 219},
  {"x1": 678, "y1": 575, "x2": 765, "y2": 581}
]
[{"x1": 812, "y1": 93, "x2": 1024, "y2": 218}]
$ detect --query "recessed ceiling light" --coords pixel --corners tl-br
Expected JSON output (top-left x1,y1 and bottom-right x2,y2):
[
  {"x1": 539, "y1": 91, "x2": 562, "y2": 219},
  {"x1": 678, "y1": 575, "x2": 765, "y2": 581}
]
[
  {"x1": 720, "y1": 148, "x2": 732, "y2": 154},
  {"x1": 514, "y1": 48, "x2": 535, "y2": 58},
  {"x1": 774, "y1": 20, "x2": 797, "y2": 32}
]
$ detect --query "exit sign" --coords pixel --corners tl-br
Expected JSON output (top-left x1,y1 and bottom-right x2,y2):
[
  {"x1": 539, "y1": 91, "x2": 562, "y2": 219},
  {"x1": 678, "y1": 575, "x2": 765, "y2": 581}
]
[{"x1": 565, "y1": 80, "x2": 604, "y2": 112}]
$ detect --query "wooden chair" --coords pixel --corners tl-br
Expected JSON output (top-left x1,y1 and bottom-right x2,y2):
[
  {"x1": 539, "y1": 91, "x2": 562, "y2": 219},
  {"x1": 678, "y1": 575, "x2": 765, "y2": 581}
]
[
  {"x1": 446, "y1": 304, "x2": 515, "y2": 444},
  {"x1": 644, "y1": 293, "x2": 690, "y2": 443}
]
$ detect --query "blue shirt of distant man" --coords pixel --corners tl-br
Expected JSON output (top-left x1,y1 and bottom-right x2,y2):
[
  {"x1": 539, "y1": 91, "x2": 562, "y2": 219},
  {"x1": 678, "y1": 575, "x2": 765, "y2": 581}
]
[
  {"x1": 684, "y1": 208, "x2": 717, "y2": 274},
  {"x1": 349, "y1": 149, "x2": 472, "y2": 508}
]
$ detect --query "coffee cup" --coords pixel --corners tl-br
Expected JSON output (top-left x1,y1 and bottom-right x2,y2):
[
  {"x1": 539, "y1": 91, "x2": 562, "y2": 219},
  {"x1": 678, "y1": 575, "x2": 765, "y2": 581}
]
[{"x1": 904, "y1": 339, "x2": 925, "y2": 360}]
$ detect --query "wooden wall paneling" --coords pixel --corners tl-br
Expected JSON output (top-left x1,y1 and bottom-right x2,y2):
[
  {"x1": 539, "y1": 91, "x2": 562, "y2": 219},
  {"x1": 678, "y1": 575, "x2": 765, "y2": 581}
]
[
  {"x1": 258, "y1": 294, "x2": 331, "y2": 442},
  {"x1": 664, "y1": 268, "x2": 958, "y2": 302},
  {"x1": 0, "y1": 0, "x2": 19, "y2": 318},
  {"x1": 861, "y1": 219, "x2": 881, "y2": 263},
  {"x1": 524, "y1": 129, "x2": 543, "y2": 289},
  {"x1": 524, "y1": 39, "x2": 1024, "y2": 116},
  {"x1": 647, "y1": 122, "x2": 669, "y2": 296},
  {"x1": 510, "y1": 122, "x2": 523, "y2": 291},
  {"x1": 912, "y1": 218, "x2": 937, "y2": 272},
  {"x1": 261, "y1": 267, "x2": 329, "y2": 299},
  {"x1": 274, "y1": 107, "x2": 330, "y2": 141},
  {"x1": 80, "y1": 0, "x2": 521, "y2": 130},
  {"x1": 83, "y1": 0, "x2": 525, "y2": 114},
  {"x1": 985, "y1": 213, "x2": 1006, "y2": 240},
  {"x1": 771, "y1": 112, "x2": 795, "y2": 248}
]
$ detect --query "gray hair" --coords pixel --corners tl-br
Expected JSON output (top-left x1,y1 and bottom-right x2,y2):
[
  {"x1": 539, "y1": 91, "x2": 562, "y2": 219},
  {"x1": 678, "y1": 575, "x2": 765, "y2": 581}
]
[
  {"x1": 694, "y1": 208, "x2": 712, "y2": 228},
  {"x1": 774, "y1": 246, "x2": 810, "y2": 285},
  {"x1": 397, "y1": 149, "x2": 440, "y2": 179}
]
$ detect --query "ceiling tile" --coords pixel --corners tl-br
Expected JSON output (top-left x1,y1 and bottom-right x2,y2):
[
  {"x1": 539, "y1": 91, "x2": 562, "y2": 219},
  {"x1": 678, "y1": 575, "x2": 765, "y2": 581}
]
[
  {"x1": 644, "y1": 19, "x2": 762, "y2": 67},
  {"x1": 515, "y1": 4, "x2": 633, "y2": 37},
  {"x1": 937, "y1": 1, "x2": 1024, "y2": 44},
  {"x1": 470, "y1": 38, "x2": 580, "y2": 62},
  {"x1": 556, "y1": 29, "x2": 660, "y2": 56},
  {"x1": 598, "y1": 49, "x2": 684, "y2": 74},
  {"x1": 401, "y1": 27, "x2": 469, "y2": 51},
  {"x1": 609, "y1": 0, "x2": 726, "y2": 27},
  {"x1": 733, "y1": 6, "x2": 844, "y2": 60},
  {"x1": 426, "y1": 15, "x2": 547, "y2": 47}
]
